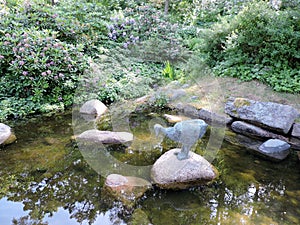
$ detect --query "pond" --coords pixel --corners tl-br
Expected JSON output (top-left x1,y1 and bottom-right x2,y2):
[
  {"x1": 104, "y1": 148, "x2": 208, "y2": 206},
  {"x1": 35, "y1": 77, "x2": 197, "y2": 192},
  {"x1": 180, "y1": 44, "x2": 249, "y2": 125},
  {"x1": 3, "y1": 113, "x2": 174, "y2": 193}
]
[{"x1": 0, "y1": 111, "x2": 300, "y2": 225}]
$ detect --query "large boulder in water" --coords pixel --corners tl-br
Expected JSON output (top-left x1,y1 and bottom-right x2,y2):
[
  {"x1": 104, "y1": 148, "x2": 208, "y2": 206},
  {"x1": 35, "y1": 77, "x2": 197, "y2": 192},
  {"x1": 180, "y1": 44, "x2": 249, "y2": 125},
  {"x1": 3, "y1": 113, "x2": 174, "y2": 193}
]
[
  {"x1": 151, "y1": 148, "x2": 218, "y2": 189},
  {"x1": 104, "y1": 174, "x2": 152, "y2": 207},
  {"x1": 76, "y1": 129, "x2": 133, "y2": 144},
  {"x1": 0, "y1": 123, "x2": 16, "y2": 146},
  {"x1": 225, "y1": 97, "x2": 299, "y2": 134},
  {"x1": 257, "y1": 139, "x2": 291, "y2": 161}
]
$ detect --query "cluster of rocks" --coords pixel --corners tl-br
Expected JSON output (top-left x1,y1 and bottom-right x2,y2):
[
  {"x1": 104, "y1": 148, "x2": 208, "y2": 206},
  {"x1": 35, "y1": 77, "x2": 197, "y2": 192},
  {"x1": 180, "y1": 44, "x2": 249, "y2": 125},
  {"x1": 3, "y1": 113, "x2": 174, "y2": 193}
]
[
  {"x1": 77, "y1": 99, "x2": 219, "y2": 208},
  {"x1": 172, "y1": 96, "x2": 300, "y2": 162},
  {"x1": 224, "y1": 97, "x2": 299, "y2": 161},
  {"x1": 77, "y1": 96, "x2": 300, "y2": 207}
]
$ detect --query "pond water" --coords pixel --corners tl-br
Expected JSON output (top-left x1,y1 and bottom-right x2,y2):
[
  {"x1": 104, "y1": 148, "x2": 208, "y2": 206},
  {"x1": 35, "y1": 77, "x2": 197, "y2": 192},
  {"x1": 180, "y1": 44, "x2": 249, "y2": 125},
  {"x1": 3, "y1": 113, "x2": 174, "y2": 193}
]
[{"x1": 0, "y1": 112, "x2": 300, "y2": 225}]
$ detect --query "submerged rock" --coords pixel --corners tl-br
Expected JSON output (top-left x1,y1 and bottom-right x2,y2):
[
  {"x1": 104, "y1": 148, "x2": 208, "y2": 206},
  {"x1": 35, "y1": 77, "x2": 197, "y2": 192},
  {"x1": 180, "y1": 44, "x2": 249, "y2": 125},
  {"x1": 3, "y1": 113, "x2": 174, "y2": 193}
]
[
  {"x1": 104, "y1": 174, "x2": 152, "y2": 207},
  {"x1": 224, "y1": 131, "x2": 290, "y2": 162},
  {"x1": 76, "y1": 129, "x2": 133, "y2": 144},
  {"x1": 79, "y1": 99, "x2": 108, "y2": 116},
  {"x1": 257, "y1": 139, "x2": 291, "y2": 161},
  {"x1": 0, "y1": 123, "x2": 16, "y2": 146},
  {"x1": 151, "y1": 148, "x2": 218, "y2": 189},
  {"x1": 225, "y1": 97, "x2": 299, "y2": 134},
  {"x1": 163, "y1": 114, "x2": 189, "y2": 123}
]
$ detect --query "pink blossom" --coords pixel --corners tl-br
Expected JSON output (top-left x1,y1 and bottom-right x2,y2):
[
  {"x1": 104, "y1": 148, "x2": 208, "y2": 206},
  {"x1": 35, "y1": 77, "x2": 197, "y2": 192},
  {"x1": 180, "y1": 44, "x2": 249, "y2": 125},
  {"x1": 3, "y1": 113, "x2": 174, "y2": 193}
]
[
  {"x1": 41, "y1": 72, "x2": 47, "y2": 76},
  {"x1": 19, "y1": 61, "x2": 25, "y2": 66},
  {"x1": 47, "y1": 70, "x2": 51, "y2": 75},
  {"x1": 58, "y1": 73, "x2": 64, "y2": 78},
  {"x1": 54, "y1": 76, "x2": 58, "y2": 80},
  {"x1": 22, "y1": 71, "x2": 28, "y2": 76},
  {"x1": 0, "y1": 55, "x2": 4, "y2": 59}
]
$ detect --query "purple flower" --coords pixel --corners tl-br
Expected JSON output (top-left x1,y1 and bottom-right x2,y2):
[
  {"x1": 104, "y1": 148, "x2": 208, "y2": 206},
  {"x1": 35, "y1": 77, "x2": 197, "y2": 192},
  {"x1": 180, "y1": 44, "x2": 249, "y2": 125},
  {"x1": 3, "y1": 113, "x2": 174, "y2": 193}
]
[
  {"x1": 54, "y1": 76, "x2": 58, "y2": 80},
  {"x1": 47, "y1": 70, "x2": 51, "y2": 75},
  {"x1": 58, "y1": 96, "x2": 62, "y2": 101},
  {"x1": 24, "y1": 44, "x2": 30, "y2": 48},
  {"x1": 58, "y1": 73, "x2": 64, "y2": 78},
  {"x1": 0, "y1": 55, "x2": 4, "y2": 59},
  {"x1": 22, "y1": 71, "x2": 28, "y2": 76},
  {"x1": 122, "y1": 31, "x2": 126, "y2": 37},
  {"x1": 41, "y1": 72, "x2": 47, "y2": 77},
  {"x1": 5, "y1": 33, "x2": 11, "y2": 37},
  {"x1": 19, "y1": 47, "x2": 25, "y2": 52},
  {"x1": 123, "y1": 42, "x2": 128, "y2": 48},
  {"x1": 19, "y1": 61, "x2": 25, "y2": 66},
  {"x1": 68, "y1": 64, "x2": 72, "y2": 68},
  {"x1": 3, "y1": 41, "x2": 9, "y2": 45}
]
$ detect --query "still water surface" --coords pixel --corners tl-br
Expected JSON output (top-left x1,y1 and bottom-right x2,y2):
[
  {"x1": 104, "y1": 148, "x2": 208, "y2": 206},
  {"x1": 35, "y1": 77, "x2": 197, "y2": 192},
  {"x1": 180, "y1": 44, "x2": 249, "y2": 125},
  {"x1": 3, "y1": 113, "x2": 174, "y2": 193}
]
[{"x1": 0, "y1": 112, "x2": 299, "y2": 224}]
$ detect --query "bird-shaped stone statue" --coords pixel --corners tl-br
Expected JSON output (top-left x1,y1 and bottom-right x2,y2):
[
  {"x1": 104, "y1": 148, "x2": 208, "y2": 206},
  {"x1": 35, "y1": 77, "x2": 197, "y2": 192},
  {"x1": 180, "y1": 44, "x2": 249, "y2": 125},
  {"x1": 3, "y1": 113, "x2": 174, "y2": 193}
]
[{"x1": 154, "y1": 119, "x2": 208, "y2": 160}]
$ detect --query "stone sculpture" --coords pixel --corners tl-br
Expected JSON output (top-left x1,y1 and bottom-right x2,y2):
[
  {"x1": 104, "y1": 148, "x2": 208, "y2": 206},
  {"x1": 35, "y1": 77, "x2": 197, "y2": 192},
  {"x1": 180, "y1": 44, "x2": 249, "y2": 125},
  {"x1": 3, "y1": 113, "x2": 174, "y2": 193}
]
[{"x1": 154, "y1": 119, "x2": 208, "y2": 160}]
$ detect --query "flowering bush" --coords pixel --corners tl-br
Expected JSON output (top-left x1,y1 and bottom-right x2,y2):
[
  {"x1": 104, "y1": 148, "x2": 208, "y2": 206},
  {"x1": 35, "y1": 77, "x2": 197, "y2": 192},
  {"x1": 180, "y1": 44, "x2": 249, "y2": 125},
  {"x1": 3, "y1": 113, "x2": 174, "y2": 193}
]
[{"x1": 0, "y1": 27, "x2": 88, "y2": 119}]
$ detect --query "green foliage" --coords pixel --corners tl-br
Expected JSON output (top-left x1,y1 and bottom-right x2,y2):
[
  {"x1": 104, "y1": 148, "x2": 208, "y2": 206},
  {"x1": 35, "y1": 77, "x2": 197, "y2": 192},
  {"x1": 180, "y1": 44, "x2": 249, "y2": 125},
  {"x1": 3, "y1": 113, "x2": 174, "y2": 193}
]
[
  {"x1": 74, "y1": 50, "x2": 164, "y2": 105},
  {"x1": 200, "y1": 1, "x2": 300, "y2": 93},
  {"x1": 0, "y1": 26, "x2": 88, "y2": 120},
  {"x1": 162, "y1": 61, "x2": 176, "y2": 80}
]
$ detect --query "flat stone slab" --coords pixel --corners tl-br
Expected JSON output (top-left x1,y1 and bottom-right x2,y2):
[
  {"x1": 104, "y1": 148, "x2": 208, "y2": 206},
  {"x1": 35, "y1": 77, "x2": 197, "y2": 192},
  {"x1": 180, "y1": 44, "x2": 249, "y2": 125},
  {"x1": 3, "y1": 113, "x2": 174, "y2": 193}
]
[
  {"x1": 80, "y1": 99, "x2": 108, "y2": 116},
  {"x1": 0, "y1": 123, "x2": 16, "y2": 145},
  {"x1": 292, "y1": 123, "x2": 300, "y2": 138},
  {"x1": 104, "y1": 174, "x2": 152, "y2": 206},
  {"x1": 231, "y1": 121, "x2": 287, "y2": 141},
  {"x1": 76, "y1": 129, "x2": 133, "y2": 144},
  {"x1": 258, "y1": 139, "x2": 291, "y2": 161},
  {"x1": 225, "y1": 97, "x2": 299, "y2": 134},
  {"x1": 151, "y1": 148, "x2": 218, "y2": 189}
]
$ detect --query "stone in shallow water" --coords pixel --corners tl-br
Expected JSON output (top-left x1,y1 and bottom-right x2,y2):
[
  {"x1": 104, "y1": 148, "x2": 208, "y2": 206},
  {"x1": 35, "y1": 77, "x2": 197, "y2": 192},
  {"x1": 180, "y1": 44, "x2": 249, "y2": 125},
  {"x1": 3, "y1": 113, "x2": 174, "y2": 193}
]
[
  {"x1": 0, "y1": 123, "x2": 16, "y2": 146},
  {"x1": 104, "y1": 174, "x2": 152, "y2": 207},
  {"x1": 258, "y1": 139, "x2": 290, "y2": 161},
  {"x1": 151, "y1": 148, "x2": 218, "y2": 189},
  {"x1": 79, "y1": 99, "x2": 108, "y2": 116},
  {"x1": 76, "y1": 129, "x2": 133, "y2": 144}
]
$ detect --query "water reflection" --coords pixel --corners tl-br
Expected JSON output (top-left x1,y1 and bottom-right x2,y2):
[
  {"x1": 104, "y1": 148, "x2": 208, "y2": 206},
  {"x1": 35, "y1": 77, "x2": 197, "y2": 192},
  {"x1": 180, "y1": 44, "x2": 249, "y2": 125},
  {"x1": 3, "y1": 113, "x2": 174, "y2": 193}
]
[{"x1": 0, "y1": 112, "x2": 300, "y2": 224}]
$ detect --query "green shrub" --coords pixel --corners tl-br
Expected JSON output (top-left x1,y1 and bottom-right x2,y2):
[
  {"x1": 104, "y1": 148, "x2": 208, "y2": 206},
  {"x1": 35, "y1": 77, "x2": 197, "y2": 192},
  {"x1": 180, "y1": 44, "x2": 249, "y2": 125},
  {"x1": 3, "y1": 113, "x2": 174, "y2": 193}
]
[
  {"x1": 0, "y1": 27, "x2": 88, "y2": 119},
  {"x1": 200, "y1": 1, "x2": 300, "y2": 93}
]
